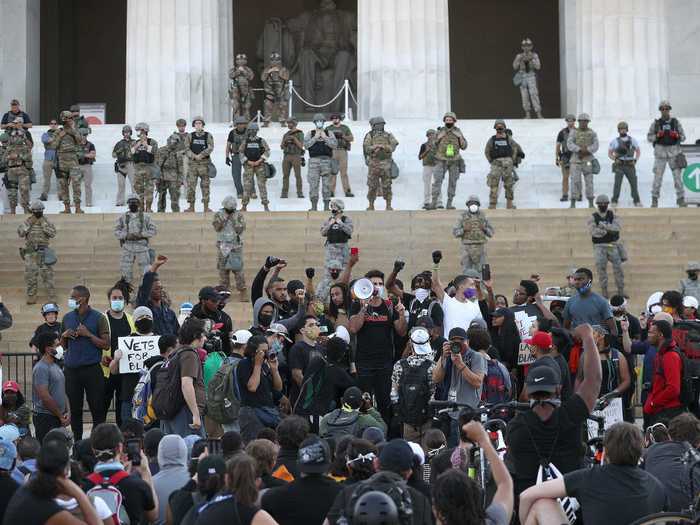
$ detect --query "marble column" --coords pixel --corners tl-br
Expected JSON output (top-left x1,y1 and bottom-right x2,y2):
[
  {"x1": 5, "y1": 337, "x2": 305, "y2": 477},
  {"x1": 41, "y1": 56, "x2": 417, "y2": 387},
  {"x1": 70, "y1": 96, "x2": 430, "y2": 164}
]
[
  {"x1": 125, "y1": 0, "x2": 233, "y2": 124},
  {"x1": 357, "y1": 0, "x2": 451, "y2": 120},
  {"x1": 572, "y1": 0, "x2": 669, "y2": 119}
]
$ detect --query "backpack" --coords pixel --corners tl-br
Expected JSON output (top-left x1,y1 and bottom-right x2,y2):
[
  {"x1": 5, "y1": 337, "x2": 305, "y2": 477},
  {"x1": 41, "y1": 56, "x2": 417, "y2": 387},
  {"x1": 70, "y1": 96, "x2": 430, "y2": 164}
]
[
  {"x1": 206, "y1": 356, "x2": 242, "y2": 424},
  {"x1": 86, "y1": 471, "x2": 131, "y2": 525},
  {"x1": 408, "y1": 297, "x2": 438, "y2": 328},
  {"x1": 151, "y1": 347, "x2": 196, "y2": 420},
  {"x1": 397, "y1": 360, "x2": 432, "y2": 426},
  {"x1": 344, "y1": 472, "x2": 414, "y2": 525},
  {"x1": 321, "y1": 408, "x2": 361, "y2": 440},
  {"x1": 481, "y1": 359, "x2": 509, "y2": 404},
  {"x1": 203, "y1": 351, "x2": 226, "y2": 387},
  {"x1": 131, "y1": 361, "x2": 162, "y2": 424},
  {"x1": 659, "y1": 347, "x2": 700, "y2": 410}
]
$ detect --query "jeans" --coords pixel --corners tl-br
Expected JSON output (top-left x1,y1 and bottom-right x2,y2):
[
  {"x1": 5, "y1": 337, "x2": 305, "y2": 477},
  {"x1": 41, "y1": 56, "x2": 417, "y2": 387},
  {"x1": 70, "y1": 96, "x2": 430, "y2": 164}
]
[
  {"x1": 64, "y1": 363, "x2": 106, "y2": 440},
  {"x1": 120, "y1": 400, "x2": 133, "y2": 424},
  {"x1": 160, "y1": 406, "x2": 205, "y2": 439},
  {"x1": 34, "y1": 412, "x2": 61, "y2": 443},
  {"x1": 356, "y1": 367, "x2": 393, "y2": 424},
  {"x1": 103, "y1": 374, "x2": 122, "y2": 427}
]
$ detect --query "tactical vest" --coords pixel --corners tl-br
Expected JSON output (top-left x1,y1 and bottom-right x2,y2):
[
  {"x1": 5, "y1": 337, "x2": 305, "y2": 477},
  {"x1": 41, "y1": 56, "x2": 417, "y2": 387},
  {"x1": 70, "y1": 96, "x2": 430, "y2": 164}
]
[
  {"x1": 56, "y1": 128, "x2": 81, "y2": 156},
  {"x1": 559, "y1": 128, "x2": 572, "y2": 160},
  {"x1": 216, "y1": 211, "x2": 243, "y2": 246},
  {"x1": 368, "y1": 132, "x2": 392, "y2": 161},
  {"x1": 6, "y1": 140, "x2": 30, "y2": 168},
  {"x1": 574, "y1": 129, "x2": 595, "y2": 149},
  {"x1": 326, "y1": 217, "x2": 351, "y2": 244},
  {"x1": 437, "y1": 128, "x2": 461, "y2": 159},
  {"x1": 654, "y1": 118, "x2": 680, "y2": 146},
  {"x1": 78, "y1": 142, "x2": 94, "y2": 165},
  {"x1": 244, "y1": 138, "x2": 264, "y2": 162},
  {"x1": 282, "y1": 130, "x2": 304, "y2": 155},
  {"x1": 133, "y1": 139, "x2": 155, "y2": 164},
  {"x1": 24, "y1": 220, "x2": 51, "y2": 249},
  {"x1": 115, "y1": 139, "x2": 133, "y2": 163},
  {"x1": 308, "y1": 130, "x2": 333, "y2": 158},
  {"x1": 614, "y1": 136, "x2": 634, "y2": 158},
  {"x1": 162, "y1": 148, "x2": 179, "y2": 170},
  {"x1": 189, "y1": 132, "x2": 210, "y2": 156},
  {"x1": 326, "y1": 125, "x2": 351, "y2": 150},
  {"x1": 462, "y1": 213, "x2": 487, "y2": 243},
  {"x1": 592, "y1": 211, "x2": 620, "y2": 244},
  {"x1": 490, "y1": 136, "x2": 513, "y2": 159},
  {"x1": 421, "y1": 142, "x2": 436, "y2": 166}
]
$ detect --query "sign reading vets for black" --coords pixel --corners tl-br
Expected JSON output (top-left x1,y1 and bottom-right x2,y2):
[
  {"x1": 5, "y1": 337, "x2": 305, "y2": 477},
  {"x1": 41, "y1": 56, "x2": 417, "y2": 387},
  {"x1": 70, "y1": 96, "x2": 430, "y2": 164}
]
[{"x1": 118, "y1": 335, "x2": 160, "y2": 374}]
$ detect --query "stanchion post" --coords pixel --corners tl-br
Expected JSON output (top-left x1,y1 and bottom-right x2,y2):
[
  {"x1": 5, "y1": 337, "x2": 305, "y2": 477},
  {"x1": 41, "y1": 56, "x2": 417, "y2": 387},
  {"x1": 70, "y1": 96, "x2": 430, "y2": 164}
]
[
  {"x1": 256, "y1": 110, "x2": 262, "y2": 126},
  {"x1": 344, "y1": 79, "x2": 349, "y2": 120},
  {"x1": 288, "y1": 80, "x2": 294, "y2": 119}
]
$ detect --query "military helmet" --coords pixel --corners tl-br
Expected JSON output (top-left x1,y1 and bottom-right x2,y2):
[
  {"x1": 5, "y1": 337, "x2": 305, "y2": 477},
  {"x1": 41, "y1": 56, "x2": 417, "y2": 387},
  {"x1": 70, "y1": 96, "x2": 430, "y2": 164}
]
[
  {"x1": 330, "y1": 113, "x2": 343, "y2": 120},
  {"x1": 426, "y1": 129, "x2": 436, "y2": 137},
  {"x1": 564, "y1": 114, "x2": 576, "y2": 122},
  {"x1": 247, "y1": 122, "x2": 259, "y2": 131},
  {"x1": 577, "y1": 113, "x2": 591, "y2": 122},
  {"x1": 0, "y1": 133, "x2": 9, "y2": 143},
  {"x1": 595, "y1": 194, "x2": 610, "y2": 205},
  {"x1": 192, "y1": 116, "x2": 205, "y2": 127},
  {"x1": 494, "y1": 119, "x2": 506, "y2": 129},
  {"x1": 70, "y1": 104, "x2": 80, "y2": 113},
  {"x1": 443, "y1": 111, "x2": 457, "y2": 122},
  {"x1": 617, "y1": 121, "x2": 629, "y2": 130},
  {"x1": 521, "y1": 37, "x2": 533, "y2": 46},
  {"x1": 234, "y1": 116, "x2": 248, "y2": 125},
  {"x1": 370, "y1": 116, "x2": 386, "y2": 126},
  {"x1": 659, "y1": 100, "x2": 672, "y2": 110},
  {"x1": 687, "y1": 261, "x2": 700, "y2": 272},
  {"x1": 59, "y1": 110, "x2": 73, "y2": 122},
  {"x1": 167, "y1": 133, "x2": 180, "y2": 147},
  {"x1": 222, "y1": 195, "x2": 237, "y2": 210},
  {"x1": 330, "y1": 198, "x2": 345, "y2": 211},
  {"x1": 176, "y1": 118, "x2": 187, "y2": 127},
  {"x1": 312, "y1": 113, "x2": 325, "y2": 122},
  {"x1": 29, "y1": 200, "x2": 45, "y2": 212},
  {"x1": 135, "y1": 122, "x2": 149, "y2": 133},
  {"x1": 126, "y1": 193, "x2": 140, "y2": 203},
  {"x1": 466, "y1": 194, "x2": 481, "y2": 206},
  {"x1": 122, "y1": 125, "x2": 132, "y2": 134}
]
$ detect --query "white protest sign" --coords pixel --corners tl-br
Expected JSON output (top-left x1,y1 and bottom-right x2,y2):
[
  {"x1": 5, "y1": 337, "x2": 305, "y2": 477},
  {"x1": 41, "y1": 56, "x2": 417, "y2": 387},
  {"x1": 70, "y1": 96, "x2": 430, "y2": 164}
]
[
  {"x1": 514, "y1": 311, "x2": 537, "y2": 339},
  {"x1": 586, "y1": 397, "x2": 624, "y2": 439},
  {"x1": 517, "y1": 343, "x2": 537, "y2": 366},
  {"x1": 118, "y1": 335, "x2": 160, "y2": 374}
]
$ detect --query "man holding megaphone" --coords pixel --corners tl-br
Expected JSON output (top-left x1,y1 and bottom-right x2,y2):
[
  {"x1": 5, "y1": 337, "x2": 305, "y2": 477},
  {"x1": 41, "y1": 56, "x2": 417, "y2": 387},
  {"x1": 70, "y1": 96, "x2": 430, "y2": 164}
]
[{"x1": 349, "y1": 269, "x2": 408, "y2": 424}]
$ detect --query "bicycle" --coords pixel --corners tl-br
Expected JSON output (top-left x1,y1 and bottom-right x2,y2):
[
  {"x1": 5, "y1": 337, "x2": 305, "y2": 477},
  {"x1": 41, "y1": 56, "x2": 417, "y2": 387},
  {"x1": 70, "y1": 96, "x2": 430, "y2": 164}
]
[{"x1": 585, "y1": 391, "x2": 622, "y2": 465}]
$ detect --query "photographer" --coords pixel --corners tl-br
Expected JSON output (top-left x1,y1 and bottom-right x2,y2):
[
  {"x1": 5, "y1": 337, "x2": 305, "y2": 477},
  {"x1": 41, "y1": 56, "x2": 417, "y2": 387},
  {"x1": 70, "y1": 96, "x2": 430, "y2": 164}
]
[
  {"x1": 237, "y1": 335, "x2": 284, "y2": 442},
  {"x1": 432, "y1": 327, "x2": 486, "y2": 446},
  {"x1": 190, "y1": 286, "x2": 232, "y2": 356}
]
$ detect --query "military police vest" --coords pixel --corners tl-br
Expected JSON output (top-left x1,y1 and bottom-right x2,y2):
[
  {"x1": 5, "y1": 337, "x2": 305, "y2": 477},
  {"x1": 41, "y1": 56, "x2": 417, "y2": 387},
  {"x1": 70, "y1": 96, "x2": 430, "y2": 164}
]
[
  {"x1": 308, "y1": 131, "x2": 333, "y2": 158},
  {"x1": 654, "y1": 118, "x2": 680, "y2": 147},
  {"x1": 189, "y1": 132, "x2": 210, "y2": 157},
  {"x1": 133, "y1": 139, "x2": 155, "y2": 164},
  {"x1": 326, "y1": 216, "x2": 351, "y2": 244},
  {"x1": 592, "y1": 211, "x2": 620, "y2": 244},
  {"x1": 244, "y1": 138, "x2": 264, "y2": 162},
  {"x1": 490, "y1": 136, "x2": 513, "y2": 159}
]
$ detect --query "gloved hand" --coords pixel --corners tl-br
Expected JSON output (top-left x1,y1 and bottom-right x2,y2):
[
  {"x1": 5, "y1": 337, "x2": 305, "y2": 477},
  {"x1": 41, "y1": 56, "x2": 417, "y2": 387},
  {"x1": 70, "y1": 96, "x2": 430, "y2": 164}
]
[
  {"x1": 393, "y1": 260, "x2": 405, "y2": 273},
  {"x1": 225, "y1": 157, "x2": 231, "y2": 166},
  {"x1": 305, "y1": 267, "x2": 315, "y2": 279},
  {"x1": 265, "y1": 256, "x2": 280, "y2": 269},
  {"x1": 657, "y1": 130, "x2": 665, "y2": 138},
  {"x1": 432, "y1": 250, "x2": 443, "y2": 265},
  {"x1": 670, "y1": 131, "x2": 680, "y2": 140}
]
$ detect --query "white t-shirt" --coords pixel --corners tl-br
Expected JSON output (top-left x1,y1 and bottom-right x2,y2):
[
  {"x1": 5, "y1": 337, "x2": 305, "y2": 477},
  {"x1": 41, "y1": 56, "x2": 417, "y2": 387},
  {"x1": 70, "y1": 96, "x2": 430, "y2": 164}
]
[
  {"x1": 442, "y1": 294, "x2": 483, "y2": 338},
  {"x1": 55, "y1": 495, "x2": 113, "y2": 520}
]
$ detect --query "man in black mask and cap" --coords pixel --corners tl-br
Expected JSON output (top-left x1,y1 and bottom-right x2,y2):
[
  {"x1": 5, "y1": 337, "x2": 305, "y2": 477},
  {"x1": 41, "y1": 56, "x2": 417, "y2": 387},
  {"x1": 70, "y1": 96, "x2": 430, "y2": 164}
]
[{"x1": 191, "y1": 286, "x2": 233, "y2": 355}]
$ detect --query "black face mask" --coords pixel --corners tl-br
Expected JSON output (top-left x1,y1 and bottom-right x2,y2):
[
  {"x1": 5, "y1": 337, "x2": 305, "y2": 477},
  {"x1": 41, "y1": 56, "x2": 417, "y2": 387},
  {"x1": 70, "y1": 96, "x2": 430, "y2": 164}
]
[
  {"x1": 445, "y1": 122, "x2": 454, "y2": 128},
  {"x1": 128, "y1": 203, "x2": 139, "y2": 213},
  {"x1": 33, "y1": 212, "x2": 43, "y2": 219},
  {"x1": 135, "y1": 318, "x2": 153, "y2": 333},
  {"x1": 329, "y1": 270, "x2": 341, "y2": 280},
  {"x1": 598, "y1": 205, "x2": 608, "y2": 214},
  {"x1": 689, "y1": 272, "x2": 698, "y2": 281},
  {"x1": 259, "y1": 313, "x2": 273, "y2": 327}
]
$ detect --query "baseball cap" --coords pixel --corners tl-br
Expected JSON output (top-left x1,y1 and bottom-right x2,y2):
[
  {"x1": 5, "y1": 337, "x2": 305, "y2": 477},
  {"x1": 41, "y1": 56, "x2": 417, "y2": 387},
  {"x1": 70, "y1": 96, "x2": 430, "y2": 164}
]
[
  {"x1": 491, "y1": 307, "x2": 508, "y2": 318},
  {"x1": 328, "y1": 260, "x2": 343, "y2": 270},
  {"x1": 525, "y1": 365, "x2": 560, "y2": 394},
  {"x1": 652, "y1": 311, "x2": 674, "y2": 326},
  {"x1": 232, "y1": 329, "x2": 252, "y2": 345},
  {"x1": 448, "y1": 327, "x2": 467, "y2": 340},
  {"x1": 330, "y1": 325, "x2": 350, "y2": 344},
  {"x1": 379, "y1": 439, "x2": 414, "y2": 473},
  {"x1": 197, "y1": 455, "x2": 226, "y2": 483},
  {"x1": 2, "y1": 381, "x2": 20, "y2": 393},
  {"x1": 298, "y1": 437, "x2": 331, "y2": 474},
  {"x1": 0, "y1": 440, "x2": 17, "y2": 471},
  {"x1": 0, "y1": 424, "x2": 20, "y2": 443},
  {"x1": 133, "y1": 306, "x2": 153, "y2": 321},
  {"x1": 684, "y1": 296, "x2": 699, "y2": 310},
  {"x1": 525, "y1": 331, "x2": 552, "y2": 350},
  {"x1": 342, "y1": 386, "x2": 363, "y2": 409},
  {"x1": 198, "y1": 286, "x2": 219, "y2": 301},
  {"x1": 266, "y1": 323, "x2": 292, "y2": 343},
  {"x1": 362, "y1": 427, "x2": 386, "y2": 446},
  {"x1": 409, "y1": 327, "x2": 432, "y2": 355},
  {"x1": 469, "y1": 318, "x2": 487, "y2": 330}
]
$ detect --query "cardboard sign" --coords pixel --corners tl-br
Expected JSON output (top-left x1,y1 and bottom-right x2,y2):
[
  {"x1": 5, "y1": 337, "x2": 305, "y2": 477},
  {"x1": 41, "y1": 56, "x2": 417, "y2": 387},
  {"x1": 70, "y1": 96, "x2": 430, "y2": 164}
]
[
  {"x1": 587, "y1": 397, "x2": 624, "y2": 439},
  {"x1": 118, "y1": 336, "x2": 160, "y2": 374},
  {"x1": 517, "y1": 343, "x2": 537, "y2": 366},
  {"x1": 514, "y1": 311, "x2": 537, "y2": 339}
]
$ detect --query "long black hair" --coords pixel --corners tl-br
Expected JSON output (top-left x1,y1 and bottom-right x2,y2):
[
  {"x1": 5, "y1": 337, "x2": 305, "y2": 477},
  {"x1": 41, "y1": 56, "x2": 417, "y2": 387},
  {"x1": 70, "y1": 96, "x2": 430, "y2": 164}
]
[
  {"x1": 27, "y1": 441, "x2": 70, "y2": 499},
  {"x1": 328, "y1": 282, "x2": 351, "y2": 319},
  {"x1": 490, "y1": 308, "x2": 521, "y2": 368}
]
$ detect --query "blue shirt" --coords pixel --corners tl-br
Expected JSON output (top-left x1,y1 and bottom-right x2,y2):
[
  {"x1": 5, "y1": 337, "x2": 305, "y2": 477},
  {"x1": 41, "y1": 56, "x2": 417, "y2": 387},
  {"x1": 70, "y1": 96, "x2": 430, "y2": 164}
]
[
  {"x1": 562, "y1": 292, "x2": 613, "y2": 328},
  {"x1": 11, "y1": 459, "x2": 37, "y2": 484},
  {"x1": 61, "y1": 307, "x2": 107, "y2": 367},
  {"x1": 42, "y1": 131, "x2": 57, "y2": 161}
]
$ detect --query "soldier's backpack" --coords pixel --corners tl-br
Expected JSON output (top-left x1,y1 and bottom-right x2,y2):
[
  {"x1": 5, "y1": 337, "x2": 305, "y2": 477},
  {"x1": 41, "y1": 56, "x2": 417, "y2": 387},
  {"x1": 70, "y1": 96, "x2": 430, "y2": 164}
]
[
  {"x1": 86, "y1": 471, "x2": 131, "y2": 525},
  {"x1": 321, "y1": 408, "x2": 361, "y2": 440},
  {"x1": 206, "y1": 356, "x2": 242, "y2": 425},
  {"x1": 397, "y1": 360, "x2": 432, "y2": 427},
  {"x1": 151, "y1": 347, "x2": 196, "y2": 420}
]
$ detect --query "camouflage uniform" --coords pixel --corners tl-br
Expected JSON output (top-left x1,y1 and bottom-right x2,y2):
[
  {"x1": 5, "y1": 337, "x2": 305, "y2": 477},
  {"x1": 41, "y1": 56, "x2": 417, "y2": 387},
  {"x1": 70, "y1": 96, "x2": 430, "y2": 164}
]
[
  {"x1": 512, "y1": 39, "x2": 542, "y2": 118},
  {"x1": 186, "y1": 121, "x2": 214, "y2": 210},
  {"x1": 305, "y1": 116, "x2": 338, "y2": 211},
  {"x1": 420, "y1": 130, "x2": 438, "y2": 208},
  {"x1": 18, "y1": 202, "x2": 56, "y2": 302},
  {"x1": 112, "y1": 129, "x2": 135, "y2": 206},
  {"x1": 229, "y1": 54, "x2": 255, "y2": 120},
  {"x1": 228, "y1": 117, "x2": 249, "y2": 198},
  {"x1": 680, "y1": 262, "x2": 700, "y2": 302},
  {"x1": 484, "y1": 125, "x2": 519, "y2": 209},
  {"x1": 325, "y1": 121, "x2": 354, "y2": 196},
  {"x1": 431, "y1": 115, "x2": 466, "y2": 209},
  {"x1": 321, "y1": 199, "x2": 353, "y2": 271},
  {"x1": 452, "y1": 197, "x2": 494, "y2": 274},
  {"x1": 260, "y1": 53, "x2": 289, "y2": 124},
  {"x1": 566, "y1": 115, "x2": 599, "y2": 207},
  {"x1": 281, "y1": 125, "x2": 305, "y2": 198},
  {"x1": 241, "y1": 124, "x2": 271, "y2": 209},
  {"x1": 647, "y1": 101, "x2": 686, "y2": 207},
  {"x1": 5, "y1": 129, "x2": 33, "y2": 212},
  {"x1": 363, "y1": 117, "x2": 398, "y2": 209},
  {"x1": 588, "y1": 195, "x2": 624, "y2": 297},
  {"x1": 213, "y1": 196, "x2": 246, "y2": 291},
  {"x1": 131, "y1": 124, "x2": 158, "y2": 211},
  {"x1": 155, "y1": 135, "x2": 185, "y2": 212},
  {"x1": 316, "y1": 259, "x2": 343, "y2": 305},
  {"x1": 114, "y1": 198, "x2": 157, "y2": 284}
]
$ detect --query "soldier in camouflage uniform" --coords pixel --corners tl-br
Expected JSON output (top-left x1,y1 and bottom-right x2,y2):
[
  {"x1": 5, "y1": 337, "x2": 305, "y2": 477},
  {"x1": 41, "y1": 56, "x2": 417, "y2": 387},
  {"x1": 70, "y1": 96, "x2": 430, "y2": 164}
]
[
  {"x1": 261, "y1": 52, "x2": 289, "y2": 125},
  {"x1": 130, "y1": 122, "x2": 158, "y2": 212},
  {"x1": 185, "y1": 116, "x2": 214, "y2": 212},
  {"x1": 512, "y1": 38, "x2": 543, "y2": 119},
  {"x1": 5, "y1": 117, "x2": 33, "y2": 214},
  {"x1": 229, "y1": 53, "x2": 255, "y2": 121},
  {"x1": 363, "y1": 116, "x2": 398, "y2": 211},
  {"x1": 174, "y1": 118, "x2": 190, "y2": 182},
  {"x1": 0, "y1": 133, "x2": 8, "y2": 203},
  {"x1": 114, "y1": 194, "x2": 157, "y2": 284},
  {"x1": 305, "y1": 113, "x2": 338, "y2": 211},
  {"x1": 280, "y1": 117, "x2": 305, "y2": 198},
  {"x1": 452, "y1": 195, "x2": 494, "y2": 274},
  {"x1": 213, "y1": 195, "x2": 247, "y2": 296},
  {"x1": 315, "y1": 259, "x2": 343, "y2": 305},
  {"x1": 567, "y1": 113, "x2": 599, "y2": 209},
  {"x1": 419, "y1": 129, "x2": 438, "y2": 209},
  {"x1": 50, "y1": 111, "x2": 83, "y2": 214},
  {"x1": 241, "y1": 123, "x2": 271, "y2": 212},
  {"x1": 18, "y1": 200, "x2": 56, "y2": 304},
  {"x1": 226, "y1": 116, "x2": 250, "y2": 198},
  {"x1": 647, "y1": 100, "x2": 687, "y2": 208},
  {"x1": 321, "y1": 198, "x2": 353, "y2": 269},
  {"x1": 429, "y1": 112, "x2": 466, "y2": 210},
  {"x1": 326, "y1": 113, "x2": 354, "y2": 198},
  {"x1": 112, "y1": 125, "x2": 135, "y2": 206},
  {"x1": 680, "y1": 262, "x2": 700, "y2": 303},
  {"x1": 484, "y1": 119, "x2": 519, "y2": 209},
  {"x1": 559, "y1": 268, "x2": 579, "y2": 297},
  {"x1": 155, "y1": 133, "x2": 185, "y2": 212},
  {"x1": 70, "y1": 104, "x2": 92, "y2": 136},
  {"x1": 588, "y1": 194, "x2": 624, "y2": 298}
]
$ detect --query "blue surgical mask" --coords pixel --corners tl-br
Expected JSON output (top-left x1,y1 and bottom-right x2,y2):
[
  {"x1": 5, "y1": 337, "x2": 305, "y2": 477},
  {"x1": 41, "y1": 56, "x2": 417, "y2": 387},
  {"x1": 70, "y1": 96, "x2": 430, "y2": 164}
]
[
  {"x1": 271, "y1": 339, "x2": 283, "y2": 354},
  {"x1": 68, "y1": 298, "x2": 79, "y2": 310},
  {"x1": 578, "y1": 280, "x2": 592, "y2": 295},
  {"x1": 111, "y1": 299, "x2": 125, "y2": 312}
]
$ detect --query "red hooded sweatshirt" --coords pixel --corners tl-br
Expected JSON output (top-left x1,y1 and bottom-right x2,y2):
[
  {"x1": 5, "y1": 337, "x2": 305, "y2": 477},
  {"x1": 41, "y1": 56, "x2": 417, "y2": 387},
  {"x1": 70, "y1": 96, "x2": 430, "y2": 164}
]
[{"x1": 643, "y1": 339, "x2": 682, "y2": 415}]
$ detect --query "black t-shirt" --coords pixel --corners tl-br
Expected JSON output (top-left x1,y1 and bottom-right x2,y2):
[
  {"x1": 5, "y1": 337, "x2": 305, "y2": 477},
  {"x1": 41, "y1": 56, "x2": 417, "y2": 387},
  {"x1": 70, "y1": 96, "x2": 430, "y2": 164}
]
[
  {"x1": 510, "y1": 303, "x2": 542, "y2": 320},
  {"x1": 3, "y1": 484, "x2": 62, "y2": 525},
  {"x1": 506, "y1": 394, "x2": 589, "y2": 494},
  {"x1": 168, "y1": 479, "x2": 197, "y2": 525},
  {"x1": 1, "y1": 110, "x2": 31, "y2": 126},
  {"x1": 107, "y1": 313, "x2": 132, "y2": 358},
  {"x1": 262, "y1": 474, "x2": 342, "y2": 525},
  {"x1": 82, "y1": 468, "x2": 156, "y2": 524},
  {"x1": 237, "y1": 357, "x2": 276, "y2": 408},
  {"x1": 564, "y1": 464, "x2": 666, "y2": 525},
  {"x1": 194, "y1": 492, "x2": 259, "y2": 525},
  {"x1": 0, "y1": 475, "x2": 20, "y2": 523},
  {"x1": 553, "y1": 353, "x2": 573, "y2": 400},
  {"x1": 29, "y1": 322, "x2": 62, "y2": 348},
  {"x1": 350, "y1": 300, "x2": 398, "y2": 369}
]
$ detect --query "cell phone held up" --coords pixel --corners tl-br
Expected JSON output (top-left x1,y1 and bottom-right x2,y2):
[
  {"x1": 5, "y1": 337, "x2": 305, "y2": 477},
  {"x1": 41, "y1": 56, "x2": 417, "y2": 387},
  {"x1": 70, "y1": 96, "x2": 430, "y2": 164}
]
[
  {"x1": 126, "y1": 438, "x2": 141, "y2": 466},
  {"x1": 481, "y1": 264, "x2": 491, "y2": 282}
]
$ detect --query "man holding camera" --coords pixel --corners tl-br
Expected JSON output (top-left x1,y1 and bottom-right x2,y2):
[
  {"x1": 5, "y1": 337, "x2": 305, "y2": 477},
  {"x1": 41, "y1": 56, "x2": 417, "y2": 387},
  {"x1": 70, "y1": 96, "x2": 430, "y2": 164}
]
[
  {"x1": 305, "y1": 113, "x2": 337, "y2": 211},
  {"x1": 213, "y1": 195, "x2": 246, "y2": 298},
  {"x1": 190, "y1": 286, "x2": 233, "y2": 356},
  {"x1": 321, "y1": 198, "x2": 353, "y2": 270},
  {"x1": 432, "y1": 327, "x2": 486, "y2": 445}
]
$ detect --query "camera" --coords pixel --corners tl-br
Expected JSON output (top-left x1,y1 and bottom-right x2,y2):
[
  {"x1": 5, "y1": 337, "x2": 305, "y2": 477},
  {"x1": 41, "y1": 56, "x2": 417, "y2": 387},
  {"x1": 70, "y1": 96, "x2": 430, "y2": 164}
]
[
  {"x1": 450, "y1": 341, "x2": 463, "y2": 354},
  {"x1": 202, "y1": 324, "x2": 223, "y2": 354}
]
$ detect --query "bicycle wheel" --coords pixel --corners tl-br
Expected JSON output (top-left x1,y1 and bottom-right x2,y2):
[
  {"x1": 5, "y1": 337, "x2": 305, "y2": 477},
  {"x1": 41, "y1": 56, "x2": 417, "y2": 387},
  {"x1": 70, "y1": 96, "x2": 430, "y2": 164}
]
[{"x1": 629, "y1": 511, "x2": 695, "y2": 525}]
